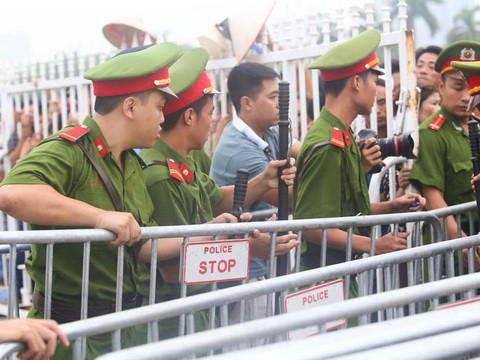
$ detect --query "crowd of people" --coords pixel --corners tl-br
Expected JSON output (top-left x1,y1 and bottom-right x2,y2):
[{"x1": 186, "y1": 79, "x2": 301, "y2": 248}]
[{"x1": 1, "y1": 29, "x2": 480, "y2": 359}]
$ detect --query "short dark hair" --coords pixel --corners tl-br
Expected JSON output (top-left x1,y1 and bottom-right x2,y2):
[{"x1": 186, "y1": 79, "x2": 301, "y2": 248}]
[
  {"x1": 415, "y1": 45, "x2": 442, "y2": 62},
  {"x1": 419, "y1": 85, "x2": 439, "y2": 108},
  {"x1": 162, "y1": 94, "x2": 214, "y2": 131},
  {"x1": 324, "y1": 70, "x2": 370, "y2": 97},
  {"x1": 375, "y1": 78, "x2": 385, "y2": 87},
  {"x1": 227, "y1": 62, "x2": 280, "y2": 113},
  {"x1": 94, "y1": 89, "x2": 157, "y2": 115}
]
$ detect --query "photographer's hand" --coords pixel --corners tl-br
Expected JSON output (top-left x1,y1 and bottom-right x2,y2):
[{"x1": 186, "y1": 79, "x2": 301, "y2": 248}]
[{"x1": 360, "y1": 137, "x2": 382, "y2": 174}]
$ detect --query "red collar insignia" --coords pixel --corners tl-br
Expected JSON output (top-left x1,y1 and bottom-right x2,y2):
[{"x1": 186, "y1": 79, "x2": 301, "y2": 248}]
[
  {"x1": 343, "y1": 129, "x2": 352, "y2": 147},
  {"x1": 179, "y1": 163, "x2": 193, "y2": 183},
  {"x1": 167, "y1": 159, "x2": 184, "y2": 182},
  {"x1": 428, "y1": 114, "x2": 446, "y2": 131},
  {"x1": 93, "y1": 136, "x2": 108, "y2": 158},
  {"x1": 331, "y1": 127, "x2": 345, "y2": 149}
]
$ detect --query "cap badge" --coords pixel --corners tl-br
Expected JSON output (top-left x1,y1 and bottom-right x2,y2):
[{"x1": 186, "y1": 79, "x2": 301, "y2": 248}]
[
  {"x1": 460, "y1": 48, "x2": 475, "y2": 61},
  {"x1": 153, "y1": 78, "x2": 170, "y2": 86}
]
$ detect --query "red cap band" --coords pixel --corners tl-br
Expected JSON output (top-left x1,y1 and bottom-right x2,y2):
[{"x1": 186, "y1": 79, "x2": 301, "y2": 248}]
[
  {"x1": 320, "y1": 52, "x2": 379, "y2": 81},
  {"x1": 466, "y1": 74, "x2": 480, "y2": 96},
  {"x1": 92, "y1": 67, "x2": 170, "y2": 96},
  {"x1": 440, "y1": 57, "x2": 480, "y2": 74},
  {"x1": 163, "y1": 71, "x2": 213, "y2": 115}
]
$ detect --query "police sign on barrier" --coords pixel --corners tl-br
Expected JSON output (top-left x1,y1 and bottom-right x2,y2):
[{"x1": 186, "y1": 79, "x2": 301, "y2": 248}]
[
  {"x1": 183, "y1": 239, "x2": 250, "y2": 284},
  {"x1": 284, "y1": 279, "x2": 346, "y2": 339}
]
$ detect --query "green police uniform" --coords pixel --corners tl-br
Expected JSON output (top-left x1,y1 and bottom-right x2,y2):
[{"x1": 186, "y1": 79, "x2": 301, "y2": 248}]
[
  {"x1": 409, "y1": 107, "x2": 476, "y2": 226},
  {"x1": 2, "y1": 117, "x2": 155, "y2": 358},
  {"x1": 410, "y1": 41, "x2": 480, "y2": 234},
  {"x1": 294, "y1": 29, "x2": 382, "y2": 270},
  {"x1": 294, "y1": 108, "x2": 370, "y2": 268},
  {"x1": 189, "y1": 149, "x2": 212, "y2": 175},
  {"x1": 137, "y1": 47, "x2": 222, "y2": 339},
  {"x1": 1, "y1": 42, "x2": 180, "y2": 359},
  {"x1": 137, "y1": 140, "x2": 222, "y2": 339}
]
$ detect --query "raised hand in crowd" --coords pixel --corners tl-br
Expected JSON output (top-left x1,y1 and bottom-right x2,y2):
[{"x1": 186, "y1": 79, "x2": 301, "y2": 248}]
[
  {"x1": 19, "y1": 133, "x2": 42, "y2": 160},
  {"x1": 360, "y1": 137, "x2": 382, "y2": 174},
  {"x1": 397, "y1": 167, "x2": 411, "y2": 191},
  {"x1": 0, "y1": 318, "x2": 69, "y2": 360}
]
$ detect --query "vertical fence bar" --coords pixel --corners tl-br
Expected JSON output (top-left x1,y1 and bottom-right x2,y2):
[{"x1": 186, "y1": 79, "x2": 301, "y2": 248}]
[
  {"x1": 7, "y1": 245, "x2": 18, "y2": 318},
  {"x1": 148, "y1": 238, "x2": 159, "y2": 343},
  {"x1": 80, "y1": 241, "x2": 91, "y2": 359},
  {"x1": 320, "y1": 229, "x2": 327, "y2": 268},
  {"x1": 44, "y1": 243, "x2": 54, "y2": 320},
  {"x1": 178, "y1": 237, "x2": 188, "y2": 336},
  {"x1": 112, "y1": 246, "x2": 124, "y2": 351}
]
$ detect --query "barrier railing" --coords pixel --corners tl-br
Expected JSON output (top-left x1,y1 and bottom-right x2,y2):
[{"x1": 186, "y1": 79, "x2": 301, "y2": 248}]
[
  {"x1": 0, "y1": 211, "x2": 441, "y2": 320},
  {"x1": 94, "y1": 270, "x2": 480, "y2": 360},
  {"x1": 2, "y1": 233, "x2": 480, "y2": 360},
  {"x1": 184, "y1": 298, "x2": 480, "y2": 360}
]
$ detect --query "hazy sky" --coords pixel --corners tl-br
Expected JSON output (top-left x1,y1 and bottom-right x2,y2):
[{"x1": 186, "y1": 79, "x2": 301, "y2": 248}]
[{"x1": 0, "y1": 0, "x2": 359, "y2": 63}]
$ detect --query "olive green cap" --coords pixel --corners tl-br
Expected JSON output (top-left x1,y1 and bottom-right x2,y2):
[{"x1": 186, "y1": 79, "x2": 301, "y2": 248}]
[
  {"x1": 308, "y1": 29, "x2": 384, "y2": 81},
  {"x1": 434, "y1": 40, "x2": 480, "y2": 74},
  {"x1": 163, "y1": 47, "x2": 220, "y2": 115},
  {"x1": 451, "y1": 60, "x2": 480, "y2": 111},
  {"x1": 83, "y1": 42, "x2": 180, "y2": 98}
]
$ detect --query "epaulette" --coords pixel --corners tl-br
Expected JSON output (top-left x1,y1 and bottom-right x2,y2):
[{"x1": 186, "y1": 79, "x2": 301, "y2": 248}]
[
  {"x1": 330, "y1": 127, "x2": 345, "y2": 149},
  {"x1": 167, "y1": 158, "x2": 184, "y2": 183},
  {"x1": 427, "y1": 114, "x2": 446, "y2": 131},
  {"x1": 58, "y1": 125, "x2": 90, "y2": 142}
]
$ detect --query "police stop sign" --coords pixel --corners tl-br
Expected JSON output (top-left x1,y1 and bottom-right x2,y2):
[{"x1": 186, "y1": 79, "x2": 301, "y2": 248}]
[
  {"x1": 183, "y1": 239, "x2": 250, "y2": 284},
  {"x1": 284, "y1": 279, "x2": 346, "y2": 339}
]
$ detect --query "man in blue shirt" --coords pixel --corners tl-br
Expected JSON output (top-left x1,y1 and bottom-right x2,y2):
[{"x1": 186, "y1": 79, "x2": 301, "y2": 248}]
[{"x1": 211, "y1": 62, "x2": 301, "y2": 280}]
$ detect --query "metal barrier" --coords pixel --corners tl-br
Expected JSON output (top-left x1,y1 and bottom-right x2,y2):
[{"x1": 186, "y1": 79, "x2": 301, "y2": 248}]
[
  {"x1": 188, "y1": 300, "x2": 480, "y2": 360},
  {"x1": 0, "y1": 211, "x2": 441, "y2": 319},
  {"x1": 2, "y1": 232, "x2": 480, "y2": 360},
  {"x1": 94, "y1": 271, "x2": 480, "y2": 360}
]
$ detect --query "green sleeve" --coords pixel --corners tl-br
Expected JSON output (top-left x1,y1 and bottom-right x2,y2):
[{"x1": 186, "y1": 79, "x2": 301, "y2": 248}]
[
  {"x1": 197, "y1": 169, "x2": 223, "y2": 209},
  {"x1": 2, "y1": 139, "x2": 78, "y2": 195},
  {"x1": 148, "y1": 179, "x2": 193, "y2": 226},
  {"x1": 294, "y1": 147, "x2": 342, "y2": 219},
  {"x1": 409, "y1": 128, "x2": 446, "y2": 192}
]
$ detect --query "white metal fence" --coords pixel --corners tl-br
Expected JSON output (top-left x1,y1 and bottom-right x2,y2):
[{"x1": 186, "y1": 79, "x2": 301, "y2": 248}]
[{"x1": 1, "y1": 233, "x2": 480, "y2": 359}]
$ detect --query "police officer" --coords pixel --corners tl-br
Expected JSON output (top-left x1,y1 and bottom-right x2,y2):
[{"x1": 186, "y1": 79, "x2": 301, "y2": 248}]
[
  {"x1": 138, "y1": 48, "x2": 299, "y2": 338},
  {"x1": 410, "y1": 41, "x2": 480, "y2": 240},
  {"x1": 0, "y1": 42, "x2": 180, "y2": 358},
  {"x1": 294, "y1": 29, "x2": 425, "y2": 271},
  {"x1": 452, "y1": 59, "x2": 480, "y2": 271}
]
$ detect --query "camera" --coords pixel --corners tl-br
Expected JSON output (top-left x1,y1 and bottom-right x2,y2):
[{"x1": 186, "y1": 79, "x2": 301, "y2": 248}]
[{"x1": 357, "y1": 129, "x2": 415, "y2": 173}]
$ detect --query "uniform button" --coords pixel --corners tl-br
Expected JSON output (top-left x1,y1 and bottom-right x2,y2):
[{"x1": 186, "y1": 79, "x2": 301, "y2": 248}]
[
  {"x1": 183, "y1": 169, "x2": 189, "y2": 176},
  {"x1": 96, "y1": 145, "x2": 103, "y2": 151}
]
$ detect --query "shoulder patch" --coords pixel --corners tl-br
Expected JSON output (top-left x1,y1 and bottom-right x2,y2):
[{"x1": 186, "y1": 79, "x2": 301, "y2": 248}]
[
  {"x1": 331, "y1": 127, "x2": 345, "y2": 149},
  {"x1": 58, "y1": 125, "x2": 90, "y2": 142},
  {"x1": 167, "y1": 158, "x2": 184, "y2": 182},
  {"x1": 427, "y1": 114, "x2": 446, "y2": 131}
]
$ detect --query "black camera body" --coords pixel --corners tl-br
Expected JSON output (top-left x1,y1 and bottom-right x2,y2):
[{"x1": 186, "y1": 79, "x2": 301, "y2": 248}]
[{"x1": 357, "y1": 128, "x2": 415, "y2": 174}]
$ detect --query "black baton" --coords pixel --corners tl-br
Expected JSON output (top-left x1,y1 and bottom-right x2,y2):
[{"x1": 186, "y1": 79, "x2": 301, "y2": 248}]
[
  {"x1": 277, "y1": 81, "x2": 290, "y2": 278},
  {"x1": 231, "y1": 169, "x2": 249, "y2": 221}
]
